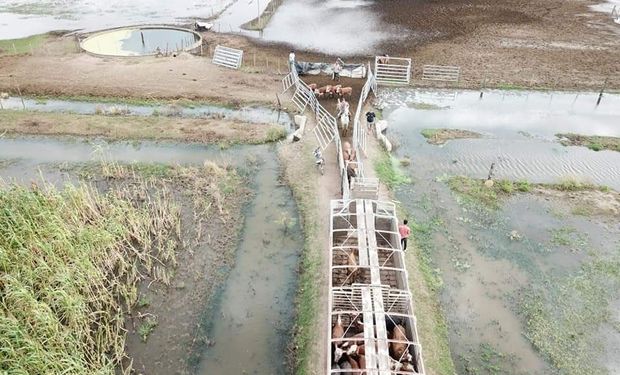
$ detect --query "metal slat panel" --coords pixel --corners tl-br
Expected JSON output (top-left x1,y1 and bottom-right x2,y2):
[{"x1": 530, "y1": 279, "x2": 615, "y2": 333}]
[{"x1": 212, "y1": 45, "x2": 243, "y2": 69}]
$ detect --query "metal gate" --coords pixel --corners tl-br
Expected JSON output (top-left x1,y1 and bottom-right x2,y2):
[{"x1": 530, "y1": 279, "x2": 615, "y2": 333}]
[
  {"x1": 212, "y1": 45, "x2": 243, "y2": 69},
  {"x1": 374, "y1": 56, "x2": 412, "y2": 85},
  {"x1": 422, "y1": 64, "x2": 460, "y2": 83}
]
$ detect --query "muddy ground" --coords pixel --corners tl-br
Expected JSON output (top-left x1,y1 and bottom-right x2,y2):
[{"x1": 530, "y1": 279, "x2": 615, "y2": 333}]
[{"x1": 372, "y1": 0, "x2": 620, "y2": 89}]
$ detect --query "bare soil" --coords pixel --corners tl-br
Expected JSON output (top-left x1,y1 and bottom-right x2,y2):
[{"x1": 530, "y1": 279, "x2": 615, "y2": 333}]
[
  {"x1": 0, "y1": 35, "x2": 285, "y2": 106},
  {"x1": 0, "y1": 110, "x2": 284, "y2": 144},
  {"x1": 534, "y1": 187, "x2": 620, "y2": 217}
]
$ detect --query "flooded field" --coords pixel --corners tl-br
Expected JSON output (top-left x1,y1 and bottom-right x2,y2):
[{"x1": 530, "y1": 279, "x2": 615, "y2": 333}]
[
  {"x1": 258, "y1": 0, "x2": 400, "y2": 55},
  {"x1": 377, "y1": 89, "x2": 620, "y2": 189},
  {"x1": 378, "y1": 89, "x2": 620, "y2": 374},
  {"x1": 0, "y1": 97, "x2": 292, "y2": 128},
  {"x1": 0, "y1": 0, "x2": 231, "y2": 39},
  {"x1": 0, "y1": 136, "x2": 303, "y2": 374}
]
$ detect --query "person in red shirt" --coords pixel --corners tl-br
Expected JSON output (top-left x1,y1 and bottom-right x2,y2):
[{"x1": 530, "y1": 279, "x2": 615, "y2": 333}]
[{"x1": 399, "y1": 219, "x2": 411, "y2": 251}]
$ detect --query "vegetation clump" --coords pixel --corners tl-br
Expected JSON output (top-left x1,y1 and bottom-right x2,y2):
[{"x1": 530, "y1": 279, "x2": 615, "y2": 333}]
[
  {"x1": 0, "y1": 33, "x2": 47, "y2": 55},
  {"x1": 556, "y1": 133, "x2": 620, "y2": 152},
  {"x1": 374, "y1": 151, "x2": 411, "y2": 188},
  {"x1": 447, "y1": 176, "x2": 613, "y2": 210},
  {"x1": 421, "y1": 128, "x2": 482, "y2": 145},
  {"x1": 0, "y1": 180, "x2": 180, "y2": 374}
]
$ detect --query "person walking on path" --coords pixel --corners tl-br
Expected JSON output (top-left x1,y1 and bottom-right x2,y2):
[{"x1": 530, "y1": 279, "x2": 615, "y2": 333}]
[
  {"x1": 288, "y1": 50, "x2": 296, "y2": 72},
  {"x1": 365, "y1": 111, "x2": 376, "y2": 135},
  {"x1": 399, "y1": 219, "x2": 411, "y2": 251},
  {"x1": 332, "y1": 60, "x2": 342, "y2": 81}
]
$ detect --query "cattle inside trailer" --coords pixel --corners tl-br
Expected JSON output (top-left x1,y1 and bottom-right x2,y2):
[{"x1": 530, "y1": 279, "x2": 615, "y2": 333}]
[{"x1": 328, "y1": 199, "x2": 425, "y2": 374}]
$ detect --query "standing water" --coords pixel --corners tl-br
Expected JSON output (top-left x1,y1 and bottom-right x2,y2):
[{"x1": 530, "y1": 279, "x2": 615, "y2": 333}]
[
  {"x1": 377, "y1": 89, "x2": 620, "y2": 374},
  {"x1": 197, "y1": 151, "x2": 302, "y2": 374}
]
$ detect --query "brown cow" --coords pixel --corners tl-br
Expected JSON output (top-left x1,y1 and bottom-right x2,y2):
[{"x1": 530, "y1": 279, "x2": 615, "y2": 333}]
[
  {"x1": 390, "y1": 324, "x2": 413, "y2": 363},
  {"x1": 337, "y1": 87, "x2": 353, "y2": 98}
]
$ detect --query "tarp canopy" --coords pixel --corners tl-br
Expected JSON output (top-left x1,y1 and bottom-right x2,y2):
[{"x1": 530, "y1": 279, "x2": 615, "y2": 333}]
[{"x1": 294, "y1": 61, "x2": 366, "y2": 79}]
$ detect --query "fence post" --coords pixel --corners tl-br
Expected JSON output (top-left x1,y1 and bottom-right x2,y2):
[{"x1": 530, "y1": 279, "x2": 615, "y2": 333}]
[{"x1": 596, "y1": 79, "x2": 607, "y2": 106}]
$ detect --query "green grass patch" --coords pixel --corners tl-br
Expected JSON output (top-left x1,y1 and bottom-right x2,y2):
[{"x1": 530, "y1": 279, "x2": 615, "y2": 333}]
[
  {"x1": 0, "y1": 34, "x2": 47, "y2": 56},
  {"x1": 520, "y1": 255, "x2": 620, "y2": 374},
  {"x1": 447, "y1": 176, "x2": 505, "y2": 209},
  {"x1": 373, "y1": 151, "x2": 411, "y2": 188},
  {"x1": 420, "y1": 128, "x2": 482, "y2": 145},
  {"x1": 542, "y1": 177, "x2": 610, "y2": 192},
  {"x1": 447, "y1": 176, "x2": 612, "y2": 210},
  {"x1": 264, "y1": 125, "x2": 288, "y2": 143},
  {"x1": 421, "y1": 128, "x2": 440, "y2": 139},
  {"x1": 515, "y1": 180, "x2": 532, "y2": 192},
  {"x1": 549, "y1": 227, "x2": 588, "y2": 250},
  {"x1": 397, "y1": 201, "x2": 456, "y2": 375},
  {"x1": 138, "y1": 317, "x2": 158, "y2": 342},
  {"x1": 557, "y1": 133, "x2": 620, "y2": 153}
]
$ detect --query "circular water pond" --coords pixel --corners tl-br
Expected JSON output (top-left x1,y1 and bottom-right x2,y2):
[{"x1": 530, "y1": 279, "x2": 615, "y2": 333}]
[{"x1": 81, "y1": 26, "x2": 202, "y2": 57}]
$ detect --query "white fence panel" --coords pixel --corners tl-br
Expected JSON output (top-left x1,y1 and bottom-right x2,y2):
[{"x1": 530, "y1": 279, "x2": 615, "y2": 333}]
[
  {"x1": 281, "y1": 71, "x2": 296, "y2": 93},
  {"x1": 422, "y1": 64, "x2": 460, "y2": 83},
  {"x1": 375, "y1": 56, "x2": 411, "y2": 85},
  {"x1": 212, "y1": 45, "x2": 243, "y2": 69}
]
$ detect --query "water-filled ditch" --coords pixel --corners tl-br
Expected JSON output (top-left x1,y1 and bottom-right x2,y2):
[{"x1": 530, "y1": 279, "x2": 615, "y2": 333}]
[{"x1": 0, "y1": 137, "x2": 303, "y2": 374}]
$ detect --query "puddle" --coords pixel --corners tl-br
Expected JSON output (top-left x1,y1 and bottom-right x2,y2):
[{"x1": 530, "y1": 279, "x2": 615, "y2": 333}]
[
  {"x1": 0, "y1": 0, "x2": 232, "y2": 39},
  {"x1": 81, "y1": 27, "x2": 201, "y2": 56},
  {"x1": 254, "y1": 0, "x2": 400, "y2": 55},
  {"x1": 382, "y1": 88, "x2": 620, "y2": 374},
  {"x1": 378, "y1": 89, "x2": 620, "y2": 190},
  {"x1": 590, "y1": 0, "x2": 620, "y2": 19},
  {"x1": 0, "y1": 97, "x2": 292, "y2": 128},
  {"x1": 0, "y1": 136, "x2": 303, "y2": 374}
]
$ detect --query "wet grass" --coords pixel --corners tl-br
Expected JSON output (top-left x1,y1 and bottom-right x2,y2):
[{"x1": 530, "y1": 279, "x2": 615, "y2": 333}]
[
  {"x1": 138, "y1": 317, "x2": 158, "y2": 342},
  {"x1": 447, "y1": 176, "x2": 506, "y2": 209},
  {"x1": 549, "y1": 227, "x2": 588, "y2": 250},
  {"x1": 557, "y1": 133, "x2": 620, "y2": 153},
  {"x1": 395, "y1": 197, "x2": 456, "y2": 375},
  {"x1": 520, "y1": 254, "x2": 620, "y2": 375},
  {"x1": 373, "y1": 150, "x2": 411, "y2": 188},
  {"x1": 443, "y1": 174, "x2": 619, "y2": 374},
  {"x1": 278, "y1": 141, "x2": 321, "y2": 375},
  {"x1": 0, "y1": 177, "x2": 180, "y2": 374},
  {"x1": 447, "y1": 176, "x2": 612, "y2": 210},
  {"x1": 0, "y1": 34, "x2": 47, "y2": 56},
  {"x1": 460, "y1": 343, "x2": 518, "y2": 375}
]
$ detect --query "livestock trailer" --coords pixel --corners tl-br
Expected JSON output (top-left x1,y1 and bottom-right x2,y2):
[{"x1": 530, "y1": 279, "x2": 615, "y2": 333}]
[{"x1": 328, "y1": 199, "x2": 425, "y2": 374}]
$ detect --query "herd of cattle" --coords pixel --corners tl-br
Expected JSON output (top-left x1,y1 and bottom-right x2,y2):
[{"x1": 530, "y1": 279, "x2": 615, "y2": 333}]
[
  {"x1": 307, "y1": 83, "x2": 353, "y2": 98},
  {"x1": 332, "y1": 313, "x2": 417, "y2": 373}
]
